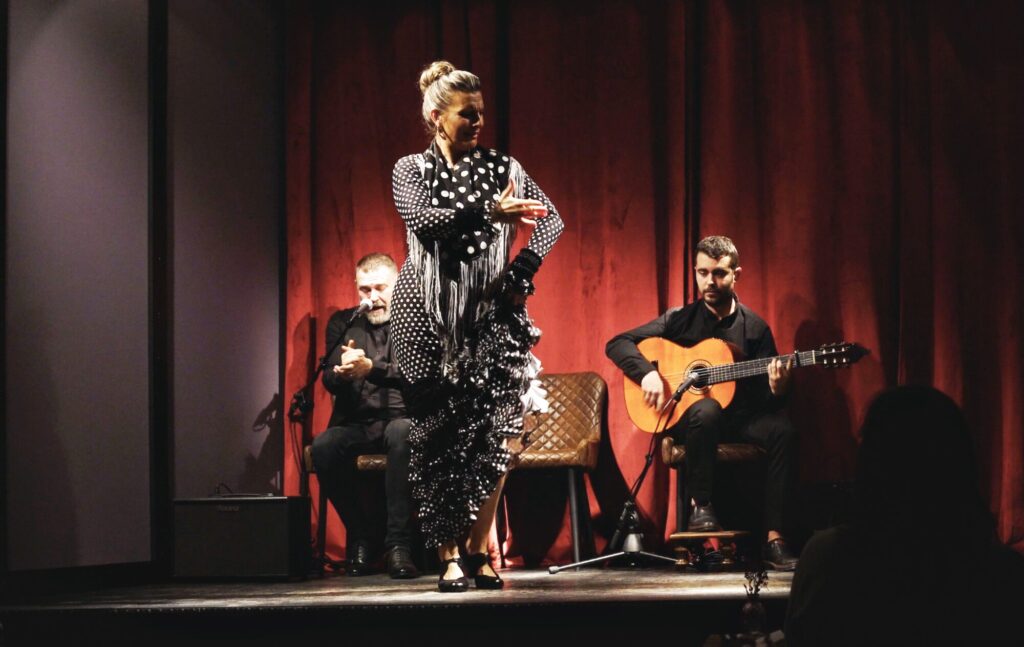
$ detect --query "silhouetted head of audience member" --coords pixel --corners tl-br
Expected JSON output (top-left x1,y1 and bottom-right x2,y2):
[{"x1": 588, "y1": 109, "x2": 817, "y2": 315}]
[
  {"x1": 854, "y1": 385, "x2": 994, "y2": 545},
  {"x1": 786, "y1": 386, "x2": 1021, "y2": 646}
]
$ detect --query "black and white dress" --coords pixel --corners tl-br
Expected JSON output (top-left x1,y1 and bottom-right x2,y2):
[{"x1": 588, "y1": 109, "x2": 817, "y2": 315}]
[{"x1": 390, "y1": 142, "x2": 563, "y2": 546}]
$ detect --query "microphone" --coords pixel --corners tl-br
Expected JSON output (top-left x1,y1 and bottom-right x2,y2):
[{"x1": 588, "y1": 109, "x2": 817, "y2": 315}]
[
  {"x1": 347, "y1": 298, "x2": 374, "y2": 324},
  {"x1": 671, "y1": 372, "x2": 700, "y2": 401},
  {"x1": 660, "y1": 371, "x2": 700, "y2": 413}
]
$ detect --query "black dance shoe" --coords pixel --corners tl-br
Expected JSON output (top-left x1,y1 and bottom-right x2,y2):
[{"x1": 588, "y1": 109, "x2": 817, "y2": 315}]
[
  {"x1": 437, "y1": 558, "x2": 469, "y2": 593},
  {"x1": 763, "y1": 538, "x2": 799, "y2": 571},
  {"x1": 463, "y1": 553, "x2": 504, "y2": 590},
  {"x1": 346, "y1": 542, "x2": 375, "y2": 576},
  {"x1": 386, "y1": 545, "x2": 420, "y2": 579},
  {"x1": 688, "y1": 503, "x2": 722, "y2": 532}
]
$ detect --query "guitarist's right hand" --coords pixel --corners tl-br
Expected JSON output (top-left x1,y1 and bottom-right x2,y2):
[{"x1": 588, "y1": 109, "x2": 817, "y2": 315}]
[{"x1": 641, "y1": 370, "x2": 667, "y2": 410}]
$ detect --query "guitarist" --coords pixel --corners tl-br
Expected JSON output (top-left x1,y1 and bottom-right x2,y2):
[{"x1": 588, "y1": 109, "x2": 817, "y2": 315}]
[{"x1": 605, "y1": 235, "x2": 799, "y2": 570}]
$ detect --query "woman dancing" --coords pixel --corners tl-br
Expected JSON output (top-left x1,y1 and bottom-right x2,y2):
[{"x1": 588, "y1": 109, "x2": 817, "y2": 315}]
[{"x1": 390, "y1": 60, "x2": 563, "y2": 592}]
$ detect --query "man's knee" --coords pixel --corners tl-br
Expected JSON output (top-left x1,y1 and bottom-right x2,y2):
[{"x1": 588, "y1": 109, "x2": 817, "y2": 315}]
[
  {"x1": 310, "y1": 426, "x2": 360, "y2": 472},
  {"x1": 770, "y1": 415, "x2": 798, "y2": 447},
  {"x1": 384, "y1": 418, "x2": 412, "y2": 453},
  {"x1": 686, "y1": 398, "x2": 725, "y2": 432},
  {"x1": 309, "y1": 429, "x2": 336, "y2": 473},
  {"x1": 668, "y1": 398, "x2": 723, "y2": 443}
]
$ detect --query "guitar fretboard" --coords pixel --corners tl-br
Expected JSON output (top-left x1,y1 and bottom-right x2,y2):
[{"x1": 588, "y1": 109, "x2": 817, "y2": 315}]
[{"x1": 701, "y1": 350, "x2": 818, "y2": 385}]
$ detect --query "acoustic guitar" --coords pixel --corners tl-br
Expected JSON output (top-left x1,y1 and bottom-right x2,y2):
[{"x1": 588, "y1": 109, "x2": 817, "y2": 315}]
[{"x1": 623, "y1": 337, "x2": 869, "y2": 433}]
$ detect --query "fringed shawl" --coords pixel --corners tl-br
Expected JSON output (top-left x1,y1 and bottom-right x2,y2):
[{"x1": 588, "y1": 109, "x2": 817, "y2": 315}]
[{"x1": 406, "y1": 144, "x2": 527, "y2": 369}]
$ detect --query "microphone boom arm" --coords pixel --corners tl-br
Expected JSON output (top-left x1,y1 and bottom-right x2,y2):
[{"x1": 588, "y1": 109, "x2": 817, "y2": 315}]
[
  {"x1": 287, "y1": 301, "x2": 371, "y2": 422},
  {"x1": 660, "y1": 371, "x2": 699, "y2": 414}
]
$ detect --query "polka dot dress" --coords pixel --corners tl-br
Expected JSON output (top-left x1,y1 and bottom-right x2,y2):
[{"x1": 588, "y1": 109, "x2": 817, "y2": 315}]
[
  {"x1": 390, "y1": 144, "x2": 563, "y2": 383},
  {"x1": 390, "y1": 144, "x2": 564, "y2": 546}
]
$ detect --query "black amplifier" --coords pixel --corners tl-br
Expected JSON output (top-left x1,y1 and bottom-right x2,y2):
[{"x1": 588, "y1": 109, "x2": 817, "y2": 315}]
[{"x1": 173, "y1": 495, "x2": 310, "y2": 579}]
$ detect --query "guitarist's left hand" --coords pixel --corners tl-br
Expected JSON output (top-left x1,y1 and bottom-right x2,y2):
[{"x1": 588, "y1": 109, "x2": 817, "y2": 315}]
[{"x1": 768, "y1": 356, "x2": 794, "y2": 396}]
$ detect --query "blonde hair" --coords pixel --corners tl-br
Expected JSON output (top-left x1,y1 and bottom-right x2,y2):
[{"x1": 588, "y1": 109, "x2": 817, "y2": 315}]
[{"x1": 418, "y1": 60, "x2": 481, "y2": 132}]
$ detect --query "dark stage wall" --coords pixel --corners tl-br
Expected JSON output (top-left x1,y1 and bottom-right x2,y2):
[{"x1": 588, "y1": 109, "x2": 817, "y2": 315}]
[
  {"x1": 6, "y1": 0, "x2": 151, "y2": 570},
  {"x1": 284, "y1": 0, "x2": 1023, "y2": 564},
  {"x1": 3, "y1": 0, "x2": 284, "y2": 572},
  {"x1": 168, "y1": 1, "x2": 283, "y2": 501}
]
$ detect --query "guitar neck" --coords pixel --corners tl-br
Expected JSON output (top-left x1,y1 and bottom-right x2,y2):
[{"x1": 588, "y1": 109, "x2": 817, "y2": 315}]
[{"x1": 704, "y1": 350, "x2": 818, "y2": 385}]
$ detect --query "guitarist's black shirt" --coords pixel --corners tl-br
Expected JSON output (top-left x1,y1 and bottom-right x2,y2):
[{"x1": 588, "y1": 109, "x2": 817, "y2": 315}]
[{"x1": 605, "y1": 297, "x2": 786, "y2": 418}]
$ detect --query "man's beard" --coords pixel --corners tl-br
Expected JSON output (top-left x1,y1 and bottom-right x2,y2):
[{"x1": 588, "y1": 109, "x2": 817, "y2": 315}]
[
  {"x1": 702, "y1": 287, "x2": 733, "y2": 306},
  {"x1": 366, "y1": 307, "x2": 390, "y2": 325}
]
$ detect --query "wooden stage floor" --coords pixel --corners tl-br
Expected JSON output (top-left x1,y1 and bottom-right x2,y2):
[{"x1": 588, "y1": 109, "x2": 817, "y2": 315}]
[{"x1": 1, "y1": 567, "x2": 793, "y2": 645}]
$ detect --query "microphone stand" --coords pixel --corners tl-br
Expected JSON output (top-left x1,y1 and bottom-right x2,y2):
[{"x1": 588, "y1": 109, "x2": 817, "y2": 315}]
[
  {"x1": 287, "y1": 334, "x2": 345, "y2": 424},
  {"x1": 287, "y1": 306, "x2": 366, "y2": 574},
  {"x1": 549, "y1": 372, "x2": 699, "y2": 574},
  {"x1": 288, "y1": 305, "x2": 369, "y2": 423}
]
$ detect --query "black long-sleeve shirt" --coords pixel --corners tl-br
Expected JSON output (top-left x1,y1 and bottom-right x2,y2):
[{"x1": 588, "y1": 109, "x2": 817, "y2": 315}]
[
  {"x1": 321, "y1": 308, "x2": 405, "y2": 429},
  {"x1": 605, "y1": 297, "x2": 786, "y2": 419}
]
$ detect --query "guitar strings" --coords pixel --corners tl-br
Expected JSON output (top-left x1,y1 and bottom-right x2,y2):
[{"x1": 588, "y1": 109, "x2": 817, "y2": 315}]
[{"x1": 656, "y1": 351, "x2": 816, "y2": 386}]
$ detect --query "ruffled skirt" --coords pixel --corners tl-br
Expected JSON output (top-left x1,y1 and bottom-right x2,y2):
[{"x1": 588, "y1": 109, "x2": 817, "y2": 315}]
[{"x1": 406, "y1": 303, "x2": 541, "y2": 547}]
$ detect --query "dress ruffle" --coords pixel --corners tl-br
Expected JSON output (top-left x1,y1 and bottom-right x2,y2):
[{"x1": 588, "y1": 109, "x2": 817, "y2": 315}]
[{"x1": 407, "y1": 301, "x2": 541, "y2": 547}]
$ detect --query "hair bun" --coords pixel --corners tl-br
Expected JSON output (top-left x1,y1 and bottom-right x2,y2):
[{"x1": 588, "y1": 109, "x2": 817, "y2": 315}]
[{"x1": 418, "y1": 60, "x2": 456, "y2": 95}]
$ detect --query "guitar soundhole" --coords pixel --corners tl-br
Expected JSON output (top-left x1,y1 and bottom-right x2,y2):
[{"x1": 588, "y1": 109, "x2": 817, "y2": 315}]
[{"x1": 686, "y1": 362, "x2": 711, "y2": 392}]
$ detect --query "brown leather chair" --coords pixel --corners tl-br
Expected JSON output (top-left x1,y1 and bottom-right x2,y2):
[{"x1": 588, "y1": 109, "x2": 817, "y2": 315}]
[
  {"x1": 500, "y1": 371, "x2": 605, "y2": 565},
  {"x1": 307, "y1": 372, "x2": 606, "y2": 569},
  {"x1": 661, "y1": 436, "x2": 765, "y2": 532}
]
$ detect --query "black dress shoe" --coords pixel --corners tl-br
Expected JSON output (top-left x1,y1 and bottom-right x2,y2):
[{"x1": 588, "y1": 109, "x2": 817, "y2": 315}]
[
  {"x1": 437, "y1": 558, "x2": 469, "y2": 593},
  {"x1": 688, "y1": 503, "x2": 722, "y2": 532},
  {"x1": 386, "y1": 545, "x2": 420, "y2": 579},
  {"x1": 463, "y1": 553, "x2": 504, "y2": 590},
  {"x1": 346, "y1": 543, "x2": 375, "y2": 576},
  {"x1": 763, "y1": 538, "x2": 799, "y2": 571}
]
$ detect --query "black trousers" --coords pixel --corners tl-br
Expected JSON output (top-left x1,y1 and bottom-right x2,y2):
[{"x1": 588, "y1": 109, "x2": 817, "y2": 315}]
[
  {"x1": 670, "y1": 399, "x2": 797, "y2": 533},
  {"x1": 310, "y1": 418, "x2": 413, "y2": 550}
]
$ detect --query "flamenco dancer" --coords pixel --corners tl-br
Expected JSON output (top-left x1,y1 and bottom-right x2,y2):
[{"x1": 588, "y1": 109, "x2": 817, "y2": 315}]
[{"x1": 390, "y1": 61, "x2": 564, "y2": 592}]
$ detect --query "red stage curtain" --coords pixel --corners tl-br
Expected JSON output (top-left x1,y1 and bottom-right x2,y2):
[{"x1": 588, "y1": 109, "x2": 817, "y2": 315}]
[
  {"x1": 696, "y1": 0, "x2": 1023, "y2": 550},
  {"x1": 285, "y1": 0, "x2": 1024, "y2": 564}
]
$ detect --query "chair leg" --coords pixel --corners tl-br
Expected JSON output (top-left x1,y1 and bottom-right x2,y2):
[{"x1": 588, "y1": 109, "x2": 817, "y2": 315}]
[
  {"x1": 316, "y1": 483, "x2": 328, "y2": 573},
  {"x1": 497, "y1": 490, "x2": 508, "y2": 569},
  {"x1": 567, "y1": 467, "x2": 581, "y2": 564},
  {"x1": 676, "y1": 465, "x2": 688, "y2": 534},
  {"x1": 573, "y1": 468, "x2": 596, "y2": 559}
]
